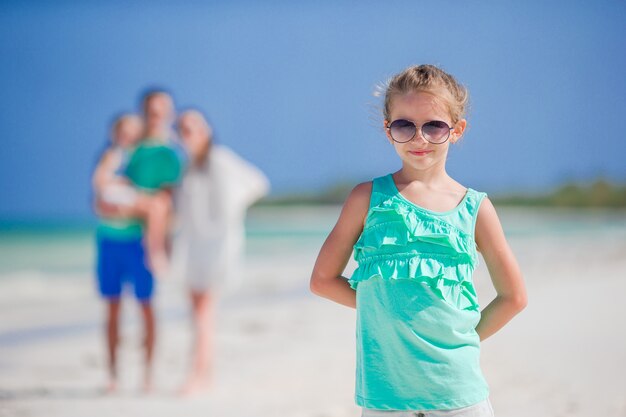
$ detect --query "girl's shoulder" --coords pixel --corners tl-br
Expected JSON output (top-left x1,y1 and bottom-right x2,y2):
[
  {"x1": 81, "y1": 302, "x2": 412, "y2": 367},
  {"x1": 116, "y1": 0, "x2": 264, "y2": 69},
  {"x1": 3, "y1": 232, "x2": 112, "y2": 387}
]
[
  {"x1": 335, "y1": 181, "x2": 373, "y2": 232},
  {"x1": 344, "y1": 181, "x2": 372, "y2": 212},
  {"x1": 348, "y1": 174, "x2": 396, "y2": 208},
  {"x1": 351, "y1": 180, "x2": 373, "y2": 197},
  {"x1": 443, "y1": 178, "x2": 488, "y2": 206}
]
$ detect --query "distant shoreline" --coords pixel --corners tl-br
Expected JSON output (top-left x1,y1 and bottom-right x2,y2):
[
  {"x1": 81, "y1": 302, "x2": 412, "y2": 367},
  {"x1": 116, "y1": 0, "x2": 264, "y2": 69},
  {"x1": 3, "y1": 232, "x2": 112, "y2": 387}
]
[
  {"x1": 259, "y1": 178, "x2": 626, "y2": 209},
  {"x1": 0, "y1": 179, "x2": 624, "y2": 229}
]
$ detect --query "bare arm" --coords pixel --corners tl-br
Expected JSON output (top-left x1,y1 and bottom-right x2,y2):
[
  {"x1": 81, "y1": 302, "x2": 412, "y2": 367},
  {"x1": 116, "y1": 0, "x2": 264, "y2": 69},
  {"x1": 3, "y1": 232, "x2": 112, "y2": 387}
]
[
  {"x1": 309, "y1": 182, "x2": 372, "y2": 308},
  {"x1": 92, "y1": 151, "x2": 128, "y2": 218},
  {"x1": 91, "y1": 150, "x2": 144, "y2": 219},
  {"x1": 474, "y1": 197, "x2": 528, "y2": 341},
  {"x1": 92, "y1": 150, "x2": 117, "y2": 192}
]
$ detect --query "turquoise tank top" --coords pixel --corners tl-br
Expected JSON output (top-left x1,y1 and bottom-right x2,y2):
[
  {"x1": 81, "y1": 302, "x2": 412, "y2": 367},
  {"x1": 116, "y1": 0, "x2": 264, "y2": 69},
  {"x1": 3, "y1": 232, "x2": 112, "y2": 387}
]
[{"x1": 349, "y1": 174, "x2": 490, "y2": 410}]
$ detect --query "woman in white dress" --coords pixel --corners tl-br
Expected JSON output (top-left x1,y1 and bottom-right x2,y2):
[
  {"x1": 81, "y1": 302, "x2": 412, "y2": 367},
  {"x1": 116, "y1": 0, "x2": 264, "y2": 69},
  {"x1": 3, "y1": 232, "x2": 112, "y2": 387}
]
[{"x1": 170, "y1": 110, "x2": 270, "y2": 394}]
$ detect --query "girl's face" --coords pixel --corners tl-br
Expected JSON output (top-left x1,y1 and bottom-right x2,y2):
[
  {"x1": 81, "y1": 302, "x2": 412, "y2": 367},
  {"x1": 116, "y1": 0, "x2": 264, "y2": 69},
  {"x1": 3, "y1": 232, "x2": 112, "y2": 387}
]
[
  {"x1": 115, "y1": 119, "x2": 143, "y2": 149},
  {"x1": 384, "y1": 91, "x2": 466, "y2": 173},
  {"x1": 178, "y1": 114, "x2": 209, "y2": 159}
]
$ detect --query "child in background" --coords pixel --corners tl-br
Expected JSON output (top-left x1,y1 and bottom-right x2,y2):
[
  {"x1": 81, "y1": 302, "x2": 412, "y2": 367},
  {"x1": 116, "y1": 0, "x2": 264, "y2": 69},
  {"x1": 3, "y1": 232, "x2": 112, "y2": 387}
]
[
  {"x1": 92, "y1": 114, "x2": 142, "y2": 207},
  {"x1": 310, "y1": 64, "x2": 527, "y2": 416}
]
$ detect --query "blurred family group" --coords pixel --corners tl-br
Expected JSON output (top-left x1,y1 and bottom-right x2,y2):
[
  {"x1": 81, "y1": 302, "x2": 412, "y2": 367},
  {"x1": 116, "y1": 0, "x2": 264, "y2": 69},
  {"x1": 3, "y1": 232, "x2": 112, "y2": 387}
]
[{"x1": 91, "y1": 90, "x2": 270, "y2": 394}]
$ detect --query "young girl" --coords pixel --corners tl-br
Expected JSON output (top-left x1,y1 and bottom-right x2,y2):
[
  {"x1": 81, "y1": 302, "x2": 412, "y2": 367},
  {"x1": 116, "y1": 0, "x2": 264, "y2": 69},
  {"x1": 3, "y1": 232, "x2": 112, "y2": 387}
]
[{"x1": 310, "y1": 64, "x2": 527, "y2": 416}]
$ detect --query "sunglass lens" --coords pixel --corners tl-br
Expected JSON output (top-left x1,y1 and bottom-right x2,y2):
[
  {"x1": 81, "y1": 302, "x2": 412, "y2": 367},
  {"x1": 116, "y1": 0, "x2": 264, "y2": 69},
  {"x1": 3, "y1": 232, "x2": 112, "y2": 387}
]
[
  {"x1": 422, "y1": 120, "x2": 451, "y2": 143},
  {"x1": 389, "y1": 119, "x2": 416, "y2": 142}
]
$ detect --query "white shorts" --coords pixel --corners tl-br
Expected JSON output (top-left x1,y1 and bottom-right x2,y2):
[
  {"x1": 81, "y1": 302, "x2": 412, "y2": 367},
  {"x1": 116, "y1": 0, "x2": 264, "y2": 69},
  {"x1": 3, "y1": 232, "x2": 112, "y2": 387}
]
[
  {"x1": 361, "y1": 398, "x2": 494, "y2": 417},
  {"x1": 169, "y1": 236, "x2": 242, "y2": 292}
]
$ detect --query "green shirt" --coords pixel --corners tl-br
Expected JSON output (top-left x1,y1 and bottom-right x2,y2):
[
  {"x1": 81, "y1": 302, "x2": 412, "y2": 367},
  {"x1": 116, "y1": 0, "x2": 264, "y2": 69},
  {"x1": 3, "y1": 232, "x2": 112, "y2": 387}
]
[
  {"x1": 97, "y1": 139, "x2": 185, "y2": 240},
  {"x1": 124, "y1": 138, "x2": 185, "y2": 193},
  {"x1": 96, "y1": 218, "x2": 143, "y2": 240},
  {"x1": 349, "y1": 174, "x2": 489, "y2": 410}
]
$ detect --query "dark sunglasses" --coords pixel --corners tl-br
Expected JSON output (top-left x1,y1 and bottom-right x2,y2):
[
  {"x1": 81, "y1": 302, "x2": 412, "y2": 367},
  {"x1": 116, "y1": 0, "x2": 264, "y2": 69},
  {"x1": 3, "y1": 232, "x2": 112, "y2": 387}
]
[{"x1": 386, "y1": 119, "x2": 453, "y2": 144}]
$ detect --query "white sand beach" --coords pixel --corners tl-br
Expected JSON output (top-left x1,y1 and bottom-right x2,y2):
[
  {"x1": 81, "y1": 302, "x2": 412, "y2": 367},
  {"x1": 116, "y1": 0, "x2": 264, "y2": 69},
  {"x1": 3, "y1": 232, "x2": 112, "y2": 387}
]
[{"x1": 1, "y1": 206, "x2": 625, "y2": 417}]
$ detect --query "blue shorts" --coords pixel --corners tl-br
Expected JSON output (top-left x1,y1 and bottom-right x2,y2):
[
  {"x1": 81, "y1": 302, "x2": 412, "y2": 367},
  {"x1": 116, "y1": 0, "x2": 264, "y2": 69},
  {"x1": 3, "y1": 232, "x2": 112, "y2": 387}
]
[{"x1": 96, "y1": 236, "x2": 154, "y2": 301}]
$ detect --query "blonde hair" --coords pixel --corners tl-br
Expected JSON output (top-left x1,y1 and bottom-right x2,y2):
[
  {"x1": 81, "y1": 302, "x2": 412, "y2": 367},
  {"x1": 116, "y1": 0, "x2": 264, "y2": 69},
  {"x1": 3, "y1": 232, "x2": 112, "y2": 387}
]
[
  {"x1": 382, "y1": 64, "x2": 469, "y2": 124},
  {"x1": 111, "y1": 114, "x2": 142, "y2": 143}
]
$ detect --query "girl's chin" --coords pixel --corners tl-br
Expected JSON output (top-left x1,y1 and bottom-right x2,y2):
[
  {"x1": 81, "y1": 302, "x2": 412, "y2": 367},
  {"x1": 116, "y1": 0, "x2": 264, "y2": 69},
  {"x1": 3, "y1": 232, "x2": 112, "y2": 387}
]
[{"x1": 402, "y1": 156, "x2": 432, "y2": 164}]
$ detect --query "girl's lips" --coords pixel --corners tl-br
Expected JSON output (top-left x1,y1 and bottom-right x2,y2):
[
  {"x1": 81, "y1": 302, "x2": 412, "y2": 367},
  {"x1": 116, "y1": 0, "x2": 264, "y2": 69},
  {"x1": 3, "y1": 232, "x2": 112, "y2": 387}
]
[{"x1": 409, "y1": 150, "x2": 432, "y2": 156}]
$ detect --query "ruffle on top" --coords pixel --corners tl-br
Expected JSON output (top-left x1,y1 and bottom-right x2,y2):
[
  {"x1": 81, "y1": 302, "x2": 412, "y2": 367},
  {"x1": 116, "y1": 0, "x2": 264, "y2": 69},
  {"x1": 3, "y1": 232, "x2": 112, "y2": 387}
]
[{"x1": 349, "y1": 192, "x2": 481, "y2": 311}]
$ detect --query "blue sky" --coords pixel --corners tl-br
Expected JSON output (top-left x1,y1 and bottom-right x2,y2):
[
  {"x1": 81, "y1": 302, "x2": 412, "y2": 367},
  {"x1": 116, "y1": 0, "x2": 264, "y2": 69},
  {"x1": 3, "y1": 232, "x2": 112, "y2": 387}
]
[{"x1": 1, "y1": 0, "x2": 625, "y2": 219}]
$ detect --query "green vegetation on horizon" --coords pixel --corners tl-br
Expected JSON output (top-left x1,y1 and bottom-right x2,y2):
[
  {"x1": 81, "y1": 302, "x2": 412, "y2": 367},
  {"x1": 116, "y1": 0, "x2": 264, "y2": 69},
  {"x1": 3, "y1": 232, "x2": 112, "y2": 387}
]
[
  {"x1": 258, "y1": 179, "x2": 626, "y2": 208},
  {"x1": 492, "y1": 179, "x2": 626, "y2": 208}
]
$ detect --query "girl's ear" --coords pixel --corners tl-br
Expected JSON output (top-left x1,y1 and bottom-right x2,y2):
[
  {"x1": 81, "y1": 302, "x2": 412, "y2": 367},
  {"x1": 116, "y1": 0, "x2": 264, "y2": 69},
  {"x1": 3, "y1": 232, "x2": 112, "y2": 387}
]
[
  {"x1": 384, "y1": 120, "x2": 394, "y2": 144},
  {"x1": 450, "y1": 119, "x2": 467, "y2": 144}
]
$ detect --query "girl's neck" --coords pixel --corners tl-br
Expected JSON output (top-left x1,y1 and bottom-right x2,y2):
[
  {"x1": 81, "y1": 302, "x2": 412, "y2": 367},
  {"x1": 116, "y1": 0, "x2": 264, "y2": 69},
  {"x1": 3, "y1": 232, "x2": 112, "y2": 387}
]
[{"x1": 396, "y1": 162, "x2": 451, "y2": 187}]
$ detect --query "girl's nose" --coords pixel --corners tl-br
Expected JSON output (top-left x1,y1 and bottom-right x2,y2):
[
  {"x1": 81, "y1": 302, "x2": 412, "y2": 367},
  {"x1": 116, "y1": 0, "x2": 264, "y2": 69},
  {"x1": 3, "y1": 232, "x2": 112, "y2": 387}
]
[{"x1": 411, "y1": 129, "x2": 428, "y2": 144}]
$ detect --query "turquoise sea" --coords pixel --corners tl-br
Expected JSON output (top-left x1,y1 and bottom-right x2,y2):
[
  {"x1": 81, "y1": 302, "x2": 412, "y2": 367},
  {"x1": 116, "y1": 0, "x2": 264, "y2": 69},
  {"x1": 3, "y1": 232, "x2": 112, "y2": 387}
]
[{"x1": 1, "y1": 205, "x2": 626, "y2": 277}]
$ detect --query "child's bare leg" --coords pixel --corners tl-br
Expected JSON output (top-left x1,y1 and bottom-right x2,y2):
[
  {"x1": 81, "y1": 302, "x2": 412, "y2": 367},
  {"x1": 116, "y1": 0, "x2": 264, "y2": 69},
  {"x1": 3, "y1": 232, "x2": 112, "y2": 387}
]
[
  {"x1": 179, "y1": 290, "x2": 215, "y2": 396},
  {"x1": 139, "y1": 301, "x2": 156, "y2": 392},
  {"x1": 135, "y1": 191, "x2": 172, "y2": 277},
  {"x1": 105, "y1": 299, "x2": 121, "y2": 393}
]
